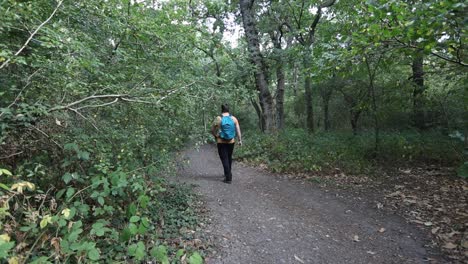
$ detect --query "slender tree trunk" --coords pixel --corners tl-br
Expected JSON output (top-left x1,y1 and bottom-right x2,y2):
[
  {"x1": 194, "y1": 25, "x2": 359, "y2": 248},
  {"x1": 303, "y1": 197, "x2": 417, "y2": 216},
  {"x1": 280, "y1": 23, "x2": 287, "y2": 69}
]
[
  {"x1": 323, "y1": 96, "x2": 330, "y2": 131},
  {"x1": 303, "y1": 56, "x2": 314, "y2": 132},
  {"x1": 320, "y1": 87, "x2": 332, "y2": 131},
  {"x1": 365, "y1": 56, "x2": 381, "y2": 153},
  {"x1": 412, "y1": 51, "x2": 425, "y2": 130},
  {"x1": 270, "y1": 31, "x2": 285, "y2": 130},
  {"x1": 251, "y1": 98, "x2": 264, "y2": 131},
  {"x1": 350, "y1": 110, "x2": 361, "y2": 135},
  {"x1": 239, "y1": 0, "x2": 275, "y2": 132},
  {"x1": 276, "y1": 64, "x2": 285, "y2": 130},
  {"x1": 293, "y1": 64, "x2": 299, "y2": 96}
]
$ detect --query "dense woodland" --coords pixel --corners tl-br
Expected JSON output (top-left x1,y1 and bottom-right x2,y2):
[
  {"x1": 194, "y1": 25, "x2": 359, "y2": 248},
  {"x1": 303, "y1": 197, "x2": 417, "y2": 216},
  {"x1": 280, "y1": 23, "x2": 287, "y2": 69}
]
[{"x1": 0, "y1": 0, "x2": 466, "y2": 263}]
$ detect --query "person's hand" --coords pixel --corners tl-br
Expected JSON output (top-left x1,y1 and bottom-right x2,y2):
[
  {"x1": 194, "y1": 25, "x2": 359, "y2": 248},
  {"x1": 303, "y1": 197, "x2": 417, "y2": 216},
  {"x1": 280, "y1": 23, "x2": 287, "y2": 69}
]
[{"x1": 238, "y1": 140, "x2": 243, "y2": 146}]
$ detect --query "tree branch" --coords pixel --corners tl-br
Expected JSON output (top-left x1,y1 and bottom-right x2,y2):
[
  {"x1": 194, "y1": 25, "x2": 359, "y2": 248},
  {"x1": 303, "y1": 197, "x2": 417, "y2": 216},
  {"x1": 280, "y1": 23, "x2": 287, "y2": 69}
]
[
  {"x1": 49, "y1": 94, "x2": 128, "y2": 112},
  {"x1": 0, "y1": 0, "x2": 64, "y2": 70}
]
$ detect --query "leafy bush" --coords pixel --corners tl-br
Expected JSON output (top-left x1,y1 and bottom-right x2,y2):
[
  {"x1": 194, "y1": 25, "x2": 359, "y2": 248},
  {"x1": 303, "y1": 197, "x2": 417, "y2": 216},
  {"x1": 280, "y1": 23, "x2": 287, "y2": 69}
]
[{"x1": 236, "y1": 129, "x2": 463, "y2": 174}]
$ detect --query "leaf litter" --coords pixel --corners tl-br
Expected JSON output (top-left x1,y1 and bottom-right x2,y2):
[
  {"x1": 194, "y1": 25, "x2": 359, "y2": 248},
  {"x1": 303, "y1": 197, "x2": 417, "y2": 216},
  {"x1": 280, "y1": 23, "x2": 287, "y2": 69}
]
[{"x1": 285, "y1": 165, "x2": 467, "y2": 262}]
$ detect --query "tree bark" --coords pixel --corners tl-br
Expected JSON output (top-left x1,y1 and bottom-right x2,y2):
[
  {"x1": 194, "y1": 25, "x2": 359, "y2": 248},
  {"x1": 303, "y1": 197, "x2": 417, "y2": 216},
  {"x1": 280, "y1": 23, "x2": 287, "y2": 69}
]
[
  {"x1": 412, "y1": 51, "x2": 425, "y2": 130},
  {"x1": 322, "y1": 91, "x2": 332, "y2": 131},
  {"x1": 270, "y1": 30, "x2": 286, "y2": 130},
  {"x1": 303, "y1": 56, "x2": 314, "y2": 132},
  {"x1": 350, "y1": 110, "x2": 361, "y2": 135},
  {"x1": 239, "y1": 0, "x2": 275, "y2": 132},
  {"x1": 276, "y1": 64, "x2": 285, "y2": 130},
  {"x1": 251, "y1": 98, "x2": 264, "y2": 131},
  {"x1": 364, "y1": 55, "x2": 381, "y2": 153}
]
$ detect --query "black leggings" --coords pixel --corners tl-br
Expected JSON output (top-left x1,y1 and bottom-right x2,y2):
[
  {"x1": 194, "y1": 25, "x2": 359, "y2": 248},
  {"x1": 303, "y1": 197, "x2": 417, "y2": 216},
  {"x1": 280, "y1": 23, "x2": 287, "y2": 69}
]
[{"x1": 217, "y1": 143, "x2": 235, "y2": 181}]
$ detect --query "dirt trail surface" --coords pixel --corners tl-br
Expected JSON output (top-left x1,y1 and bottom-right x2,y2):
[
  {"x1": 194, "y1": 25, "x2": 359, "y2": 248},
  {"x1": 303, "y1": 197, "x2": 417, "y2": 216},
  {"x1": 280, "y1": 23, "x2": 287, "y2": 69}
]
[{"x1": 176, "y1": 145, "x2": 444, "y2": 264}]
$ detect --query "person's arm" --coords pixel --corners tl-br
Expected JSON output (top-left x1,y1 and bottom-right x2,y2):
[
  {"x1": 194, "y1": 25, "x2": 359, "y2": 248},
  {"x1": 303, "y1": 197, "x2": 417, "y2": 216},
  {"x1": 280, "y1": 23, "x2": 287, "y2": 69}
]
[
  {"x1": 211, "y1": 125, "x2": 217, "y2": 139},
  {"x1": 235, "y1": 118, "x2": 242, "y2": 146},
  {"x1": 211, "y1": 116, "x2": 219, "y2": 139}
]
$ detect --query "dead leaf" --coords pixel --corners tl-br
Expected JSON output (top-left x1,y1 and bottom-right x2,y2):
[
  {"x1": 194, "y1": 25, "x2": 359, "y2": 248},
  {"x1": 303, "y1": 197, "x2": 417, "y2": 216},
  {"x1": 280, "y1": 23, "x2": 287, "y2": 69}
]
[
  {"x1": 443, "y1": 242, "x2": 457, "y2": 249},
  {"x1": 461, "y1": 239, "x2": 468, "y2": 249},
  {"x1": 378, "y1": 228, "x2": 386, "y2": 233},
  {"x1": 431, "y1": 227, "x2": 440, "y2": 234},
  {"x1": 403, "y1": 199, "x2": 417, "y2": 204},
  {"x1": 424, "y1": 222, "x2": 433, "y2": 226},
  {"x1": 386, "y1": 191, "x2": 405, "y2": 198},
  {"x1": 294, "y1": 255, "x2": 305, "y2": 263},
  {"x1": 55, "y1": 119, "x2": 61, "y2": 126},
  {"x1": 353, "y1": 235, "x2": 360, "y2": 242},
  {"x1": 366, "y1": 251, "x2": 377, "y2": 255},
  {"x1": 410, "y1": 220, "x2": 425, "y2": 225}
]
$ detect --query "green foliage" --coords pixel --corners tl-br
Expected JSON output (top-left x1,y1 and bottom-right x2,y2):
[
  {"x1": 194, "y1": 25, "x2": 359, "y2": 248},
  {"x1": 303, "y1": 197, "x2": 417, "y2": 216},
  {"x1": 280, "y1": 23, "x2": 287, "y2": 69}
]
[{"x1": 237, "y1": 129, "x2": 464, "y2": 174}]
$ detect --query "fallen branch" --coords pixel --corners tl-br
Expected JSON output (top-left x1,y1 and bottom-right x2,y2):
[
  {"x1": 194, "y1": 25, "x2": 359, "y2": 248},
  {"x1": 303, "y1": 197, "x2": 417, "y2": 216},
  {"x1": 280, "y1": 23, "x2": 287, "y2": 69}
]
[{"x1": 0, "y1": 0, "x2": 64, "y2": 70}]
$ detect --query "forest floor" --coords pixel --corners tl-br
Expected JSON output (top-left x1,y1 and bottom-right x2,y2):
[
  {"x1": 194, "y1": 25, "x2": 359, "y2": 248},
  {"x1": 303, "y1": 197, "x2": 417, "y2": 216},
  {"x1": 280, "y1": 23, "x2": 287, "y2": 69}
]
[{"x1": 175, "y1": 144, "x2": 466, "y2": 264}]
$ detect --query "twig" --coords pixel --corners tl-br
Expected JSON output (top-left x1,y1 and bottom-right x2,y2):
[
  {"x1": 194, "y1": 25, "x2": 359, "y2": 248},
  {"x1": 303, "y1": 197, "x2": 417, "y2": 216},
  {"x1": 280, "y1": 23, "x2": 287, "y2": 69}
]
[
  {"x1": 68, "y1": 108, "x2": 100, "y2": 131},
  {"x1": 75, "y1": 98, "x2": 119, "y2": 110},
  {"x1": 67, "y1": 185, "x2": 92, "y2": 202},
  {"x1": 31, "y1": 125, "x2": 62, "y2": 149},
  {"x1": 0, "y1": 69, "x2": 41, "y2": 118},
  {"x1": 0, "y1": 0, "x2": 64, "y2": 70},
  {"x1": 0, "y1": 151, "x2": 24, "y2": 160},
  {"x1": 22, "y1": 230, "x2": 47, "y2": 264}
]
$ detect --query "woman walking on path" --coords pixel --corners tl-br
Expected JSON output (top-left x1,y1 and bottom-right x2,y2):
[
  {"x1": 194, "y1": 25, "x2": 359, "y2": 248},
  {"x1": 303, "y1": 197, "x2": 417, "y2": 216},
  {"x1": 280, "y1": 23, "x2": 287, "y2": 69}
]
[{"x1": 211, "y1": 104, "x2": 242, "y2": 183}]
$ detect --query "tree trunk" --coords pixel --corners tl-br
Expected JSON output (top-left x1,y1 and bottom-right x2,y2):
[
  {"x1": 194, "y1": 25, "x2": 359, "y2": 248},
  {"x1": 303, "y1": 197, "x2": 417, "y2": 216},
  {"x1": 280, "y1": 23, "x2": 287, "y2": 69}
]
[
  {"x1": 320, "y1": 87, "x2": 332, "y2": 131},
  {"x1": 350, "y1": 110, "x2": 361, "y2": 135},
  {"x1": 323, "y1": 96, "x2": 330, "y2": 131},
  {"x1": 412, "y1": 51, "x2": 425, "y2": 130},
  {"x1": 270, "y1": 31, "x2": 285, "y2": 130},
  {"x1": 365, "y1": 56, "x2": 381, "y2": 153},
  {"x1": 251, "y1": 98, "x2": 264, "y2": 131},
  {"x1": 303, "y1": 56, "x2": 314, "y2": 133},
  {"x1": 276, "y1": 64, "x2": 285, "y2": 130},
  {"x1": 239, "y1": 0, "x2": 275, "y2": 132}
]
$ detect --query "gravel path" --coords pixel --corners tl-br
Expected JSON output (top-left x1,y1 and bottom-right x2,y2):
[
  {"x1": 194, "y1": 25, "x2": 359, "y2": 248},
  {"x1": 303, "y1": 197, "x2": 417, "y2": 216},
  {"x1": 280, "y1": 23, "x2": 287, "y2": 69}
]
[{"x1": 177, "y1": 145, "x2": 444, "y2": 264}]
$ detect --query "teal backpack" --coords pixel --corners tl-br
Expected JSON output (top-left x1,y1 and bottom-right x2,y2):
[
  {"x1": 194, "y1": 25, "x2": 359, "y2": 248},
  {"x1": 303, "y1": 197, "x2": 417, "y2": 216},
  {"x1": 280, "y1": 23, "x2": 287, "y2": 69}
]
[{"x1": 219, "y1": 115, "x2": 236, "y2": 140}]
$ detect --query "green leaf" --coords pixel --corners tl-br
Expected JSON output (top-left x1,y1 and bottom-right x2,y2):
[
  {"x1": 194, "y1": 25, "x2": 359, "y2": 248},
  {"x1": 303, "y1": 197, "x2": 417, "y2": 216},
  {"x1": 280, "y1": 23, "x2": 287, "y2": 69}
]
[
  {"x1": 0, "y1": 241, "x2": 15, "y2": 258},
  {"x1": 135, "y1": 241, "x2": 146, "y2": 260},
  {"x1": 0, "y1": 169, "x2": 12, "y2": 176},
  {"x1": 62, "y1": 173, "x2": 72, "y2": 184},
  {"x1": 88, "y1": 248, "x2": 100, "y2": 260},
  {"x1": 128, "y1": 242, "x2": 146, "y2": 260},
  {"x1": 188, "y1": 252, "x2": 203, "y2": 264},
  {"x1": 129, "y1": 216, "x2": 140, "y2": 223},
  {"x1": 97, "y1": 196, "x2": 105, "y2": 206},
  {"x1": 119, "y1": 228, "x2": 132, "y2": 242},
  {"x1": 64, "y1": 143, "x2": 79, "y2": 151},
  {"x1": 129, "y1": 223, "x2": 138, "y2": 235},
  {"x1": 66, "y1": 187, "x2": 75, "y2": 199},
  {"x1": 150, "y1": 245, "x2": 169, "y2": 264},
  {"x1": 127, "y1": 203, "x2": 137, "y2": 217},
  {"x1": 78, "y1": 151, "x2": 90, "y2": 161},
  {"x1": 176, "y1": 249, "x2": 185, "y2": 259},
  {"x1": 0, "y1": 183, "x2": 9, "y2": 191},
  {"x1": 138, "y1": 194, "x2": 150, "y2": 208}
]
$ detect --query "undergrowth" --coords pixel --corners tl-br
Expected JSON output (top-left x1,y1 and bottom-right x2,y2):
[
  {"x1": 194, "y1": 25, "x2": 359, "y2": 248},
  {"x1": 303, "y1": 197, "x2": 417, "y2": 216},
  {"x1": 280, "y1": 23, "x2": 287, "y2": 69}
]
[
  {"x1": 236, "y1": 129, "x2": 463, "y2": 175},
  {"x1": 0, "y1": 115, "x2": 205, "y2": 263}
]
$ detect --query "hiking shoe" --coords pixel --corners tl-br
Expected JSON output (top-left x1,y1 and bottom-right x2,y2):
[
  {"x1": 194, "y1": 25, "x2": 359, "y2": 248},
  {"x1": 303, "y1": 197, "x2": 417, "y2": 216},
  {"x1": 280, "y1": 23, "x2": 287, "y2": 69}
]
[{"x1": 223, "y1": 179, "x2": 232, "y2": 184}]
